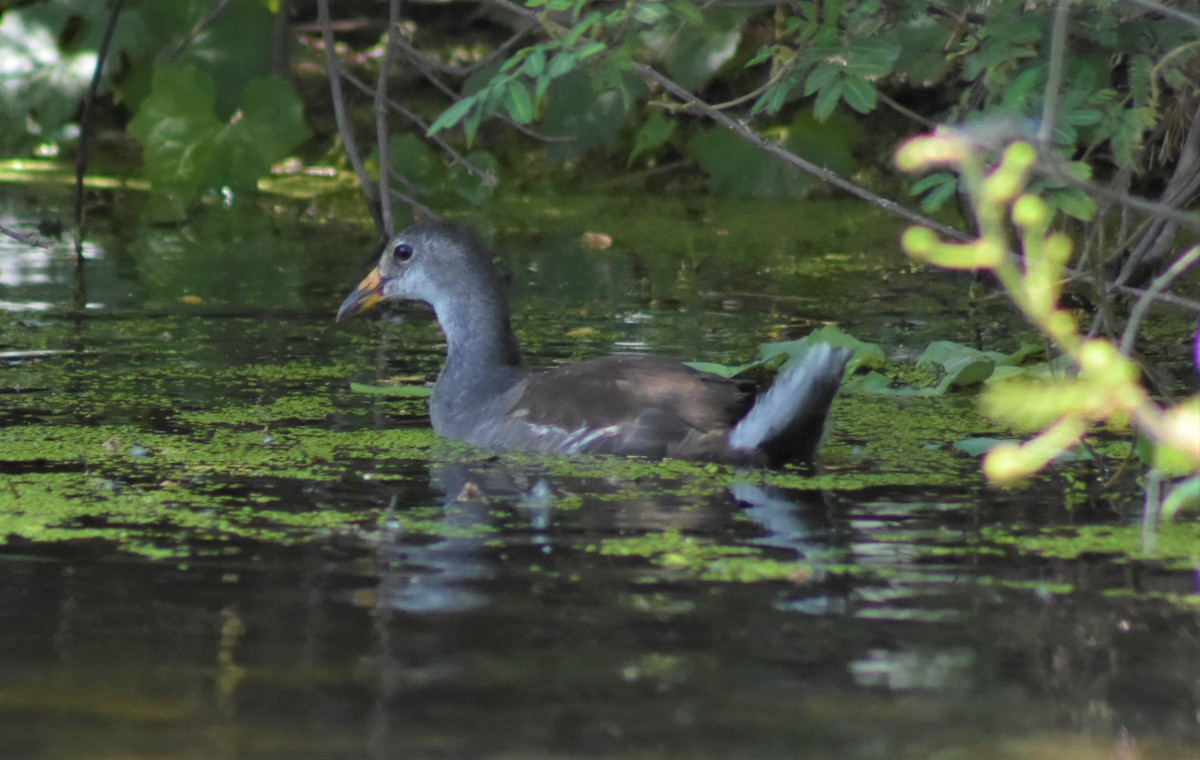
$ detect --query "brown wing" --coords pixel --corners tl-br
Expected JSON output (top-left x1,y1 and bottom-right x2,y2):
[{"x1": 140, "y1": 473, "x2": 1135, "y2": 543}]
[{"x1": 503, "y1": 354, "x2": 753, "y2": 458}]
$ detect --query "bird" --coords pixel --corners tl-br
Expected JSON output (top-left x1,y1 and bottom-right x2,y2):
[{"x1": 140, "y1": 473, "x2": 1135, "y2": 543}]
[{"x1": 337, "y1": 220, "x2": 851, "y2": 467}]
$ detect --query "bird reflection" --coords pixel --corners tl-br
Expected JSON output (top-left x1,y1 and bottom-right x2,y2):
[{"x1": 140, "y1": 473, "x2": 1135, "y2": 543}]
[{"x1": 365, "y1": 450, "x2": 836, "y2": 616}]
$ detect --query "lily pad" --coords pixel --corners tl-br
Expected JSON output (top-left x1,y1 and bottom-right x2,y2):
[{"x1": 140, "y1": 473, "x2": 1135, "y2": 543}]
[{"x1": 918, "y1": 340, "x2": 996, "y2": 389}]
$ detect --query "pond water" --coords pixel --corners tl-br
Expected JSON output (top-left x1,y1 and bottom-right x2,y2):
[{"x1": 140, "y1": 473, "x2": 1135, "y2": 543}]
[{"x1": 1, "y1": 184, "x2": 1198, "y2": 760}]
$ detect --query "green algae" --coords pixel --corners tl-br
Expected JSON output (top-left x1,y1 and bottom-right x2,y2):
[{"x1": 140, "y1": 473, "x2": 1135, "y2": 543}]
[
  {"x1": 975, "y1": 577, "x2": 1075, "y2": 594},
  {"x1": 0, "y1": 416, "x2": 441, "y2": 557},
  {"x1": 593, "y1": 528, "x2": 814, "y2": 583},
  {"x1": 0, "y1": 468, "x2": 385, "y2": 552},
  {"x1": 177, "y1": 393, "x2": 342, "y2": 425},
  {"x1": 983, "y1": 521, "x2": 1200, "y2": 569}
]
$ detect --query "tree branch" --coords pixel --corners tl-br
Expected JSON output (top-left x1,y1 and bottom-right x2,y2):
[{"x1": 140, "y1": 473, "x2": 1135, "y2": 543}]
[
  {"x1": 375, "y1": 0, "x2": 401, "y2": 236},
  {"x1": 342, "y1": 70, "x2": 498, "y2": 186},
  {"x1": 632, "y1": 62, "x2": 972, "y2": 242},
  {"x1": 74, "y1": 0, "x2": 123, "y2": 261},
  {"x1": 317, "y1": 0, "x2": 383, "y2": 233}
]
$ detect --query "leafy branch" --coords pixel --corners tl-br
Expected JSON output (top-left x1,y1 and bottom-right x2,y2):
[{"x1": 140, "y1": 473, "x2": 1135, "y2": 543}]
[{"x1": 896, "y1": 131, "x2": 1199, "y2": 517}]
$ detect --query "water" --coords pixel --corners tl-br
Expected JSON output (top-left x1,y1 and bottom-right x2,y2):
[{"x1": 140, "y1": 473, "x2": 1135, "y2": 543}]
[{"x1": 1, "y1": 185, "x2": 1198, "y2": 759}]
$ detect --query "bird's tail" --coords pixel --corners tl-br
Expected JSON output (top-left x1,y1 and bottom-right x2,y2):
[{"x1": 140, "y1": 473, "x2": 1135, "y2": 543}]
[{"x1": 728, "y1": 343, "x2": 851, "y2": 465}]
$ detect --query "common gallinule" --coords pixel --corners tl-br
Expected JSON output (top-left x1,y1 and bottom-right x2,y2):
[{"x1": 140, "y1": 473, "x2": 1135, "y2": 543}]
[{"x1": 338, "y1": 220, "x2": 850, "y2": 466}]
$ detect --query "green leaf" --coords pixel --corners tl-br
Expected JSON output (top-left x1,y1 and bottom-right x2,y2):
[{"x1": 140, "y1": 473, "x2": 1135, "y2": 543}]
[
  {"x1": 689, "y1": 109, "x2": 858, "y2": 198},
  {"x1": 668, "y1": 0, "x2": 704, "y2": 24},
  {"x1": 745, "y1": 45, "x2": 773, "y2": 68},
  {"x1": 577, "y1": 41, "x2": 608, "y2": 59},
  {"x1": 503, "y1": 80, "x2": 535, "y2": 124},
  {"x1": 840, "y1": 76, "x2": 876, "y2": 113},
  {"x1": 1161, "y1": 475, "x2": 1200, "y2": 520},
  {"x1": 128, "y1": 65, "x2": 221, "y2": 192},
  {"x1": 917, "y1": 340, "x2": 996, "y2": 389},
  {"x1": 953, "y1": 437, "x2": 1011, "y2": 457},
  {"x1": 427, "y1": 94, "x2": 478, "y2": 136},
  {"x1": 911, "y1": 171, "x2": 959, "y2": 211},
  {"x1": 463, "y1": 105, "x2": 484, "y2": 147},
  {"x1": 803, "y1": 64, "x2": 841, "y2": 96},
  {"x1": 500, "y1": 48, "x2": 531, "y2": 73},
  {"x1": 564, "y1": 11, "x2": 603, "y2": 44},
  {"x1": 1048, "y1": 188, "x2": 1097, "y2": 222},
  {"x1": 843, "y1": 38, "x2": 898, "y2": 77},
  {"x1": 684, "y1": 361, "x2": 760, "y2": 378},
  {"x1": 648, "y1": 10, "x2": 741, "y2": 91},
  {"x1": 387, "y1": 132, "x2": 439, "y2": 182},
  {"x1": 841, "y1": 371, "x2": 940, "y2": 396},
  {"x1": 548, "y1": 51, "x2": 578, "y2": 79},
  {"x1": 542, "y1": 68, "x2": 644, "y2": 161},
  {"x1": 759, "y1": 325, "x2": 886, "y2": 374},
  {"x1": 751, "y1": 71, "x2": 798, "y2": 116},
  {"x1": 629, "y1": 111, "x2": 676, "y2": 164},
  {"x1": 138, "y1": 0, "x2": 276, "y2": 117},
  {"x1": 524, "y1": 47, "x2": 547, "y2": 77},
  {"x1": 212, "y1": 75, "x2": 312, "y2": 190},
  {"x1": 812, "y1": 78, "x2": 843, "y2": 121},
  {"x1": 634, "y1": 1, "x2": 671, "y2": 24}
]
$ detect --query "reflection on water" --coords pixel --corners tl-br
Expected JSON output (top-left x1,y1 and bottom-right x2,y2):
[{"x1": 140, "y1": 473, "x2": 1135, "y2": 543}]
[{"x1": 1, "y1": 189, "x2": 1199, "y2": 759}]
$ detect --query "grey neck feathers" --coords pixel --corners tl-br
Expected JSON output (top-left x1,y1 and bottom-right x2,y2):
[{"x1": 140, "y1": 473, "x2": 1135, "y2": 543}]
[{"x1": 433, "y1": 287, "x2": 524, "y2": 404}]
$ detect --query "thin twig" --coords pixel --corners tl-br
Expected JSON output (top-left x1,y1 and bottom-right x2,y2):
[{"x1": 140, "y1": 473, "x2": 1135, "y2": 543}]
[
  {"x1": 1122, "y1": 0, "x2": 1200, "y2": 30},
  {"x1": 632, "y1": 62, "x2": 972, "y2": 242},
  {"x1": 1119, "y1": 245, "x2": 1200, "y2": 355},
  {"x1": 387, "y1": 167, "x2": 424, "y2": 196},
  {"x1": 164, "y1": 0, "x2": 234, "y2": 62},
  {"x1": 1044, "y1": 162, "x2": 1200, "y2": 234},
  {"x1": 488, "y1": 0, "x2": 537, "y2": 20},
  {"x1": 876, "y1": 90, "x2": 937, "y2": 129},
  {"x1": 317, "y1": 0, "x2": 383, "y2": 233},
  {"x1": 74, "y1": 0, "x2": 123, "y2": 261},
  {"x1": 1037, "y1": 0, "x2": 1070, "y2": 147},
  {"x1": 391, "y1": 34, "x2": 569, "y2": 144},
  {"x1": 389, "y1": 187, "x2": 440, "y2": 220},
  {"x1": 1068, "y1": 264, "x2": 1200, "y2": 312},
  {"x1": 375, "y1": 0, "x2": 401, "y2": 236},
  {"x1": 342, "y1": 70, "x2": 498, "y2": 185},
  {"x1": 1114, "y1": 100, "x2": 1200, "y2": 286},
  {"x1": 0, "y1": 224, "x2": 50, "y2": 250}
]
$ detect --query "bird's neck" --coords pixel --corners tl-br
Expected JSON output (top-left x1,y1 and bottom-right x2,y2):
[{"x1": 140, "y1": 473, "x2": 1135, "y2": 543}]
[{"x1": 433, "y1": 290, "x2": 524, "y2": 402}]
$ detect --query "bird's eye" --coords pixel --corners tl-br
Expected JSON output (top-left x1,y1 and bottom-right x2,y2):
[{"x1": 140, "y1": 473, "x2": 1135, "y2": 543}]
[{"x1": 393, "y1": 242, "x2": 414, "y2": 262}]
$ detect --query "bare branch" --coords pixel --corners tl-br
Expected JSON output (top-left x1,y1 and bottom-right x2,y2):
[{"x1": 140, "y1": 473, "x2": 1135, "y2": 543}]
[
  {"x1": 164, "y1": 0, "x2": 234, "y2": 62},
  {"x1": 389, "y1": 187, "x2": 440, "y2": 220},
  {"x1": 342, "y1": 70, "x2": 499, "y2": 185},
  {"x1": 1119, "y1": 245, "x2": 1200, "y2": 355},
  {"x1": 391, "y1": 35, "x2": 570, "y2": 144},
  {"x1": 1037, "y1": 0, "x2": 1070, "y2": 147},
  {"x1": 375, "y1": 0, "x2": 402, "y2": 236},
  {"x1": 74, "y1": 0, "x2": 123, "y2": 261},
  {"x1": 317, "y1": 0, "x2": 383, "y2": 233},
  {"x1": 1122, "y1": 0, "x2": 1200, "y2": 30},
  {"x1": 632, "y1": 62, "x2": 972, "y2": 242}
]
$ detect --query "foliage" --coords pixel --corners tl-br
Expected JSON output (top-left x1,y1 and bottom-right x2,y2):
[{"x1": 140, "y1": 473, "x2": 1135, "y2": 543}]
[
  {"x1": 1, "y1": 0, "x2": 310, "y2": 198},
  {"x1": 896, "y1": 132, "x2": 1199, "y2": 516},
  {"x1": 128, "y1": 66, "x2": 309, "y2": 194},
  {"x1": 419, "y1": 0, "x2": 1196, "y2": 208}
]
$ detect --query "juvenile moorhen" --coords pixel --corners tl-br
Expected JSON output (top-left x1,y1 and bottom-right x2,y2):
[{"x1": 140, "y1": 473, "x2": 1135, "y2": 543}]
[{"x1": 338, "y1": 220, "x2": 850, "y2": 466}]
